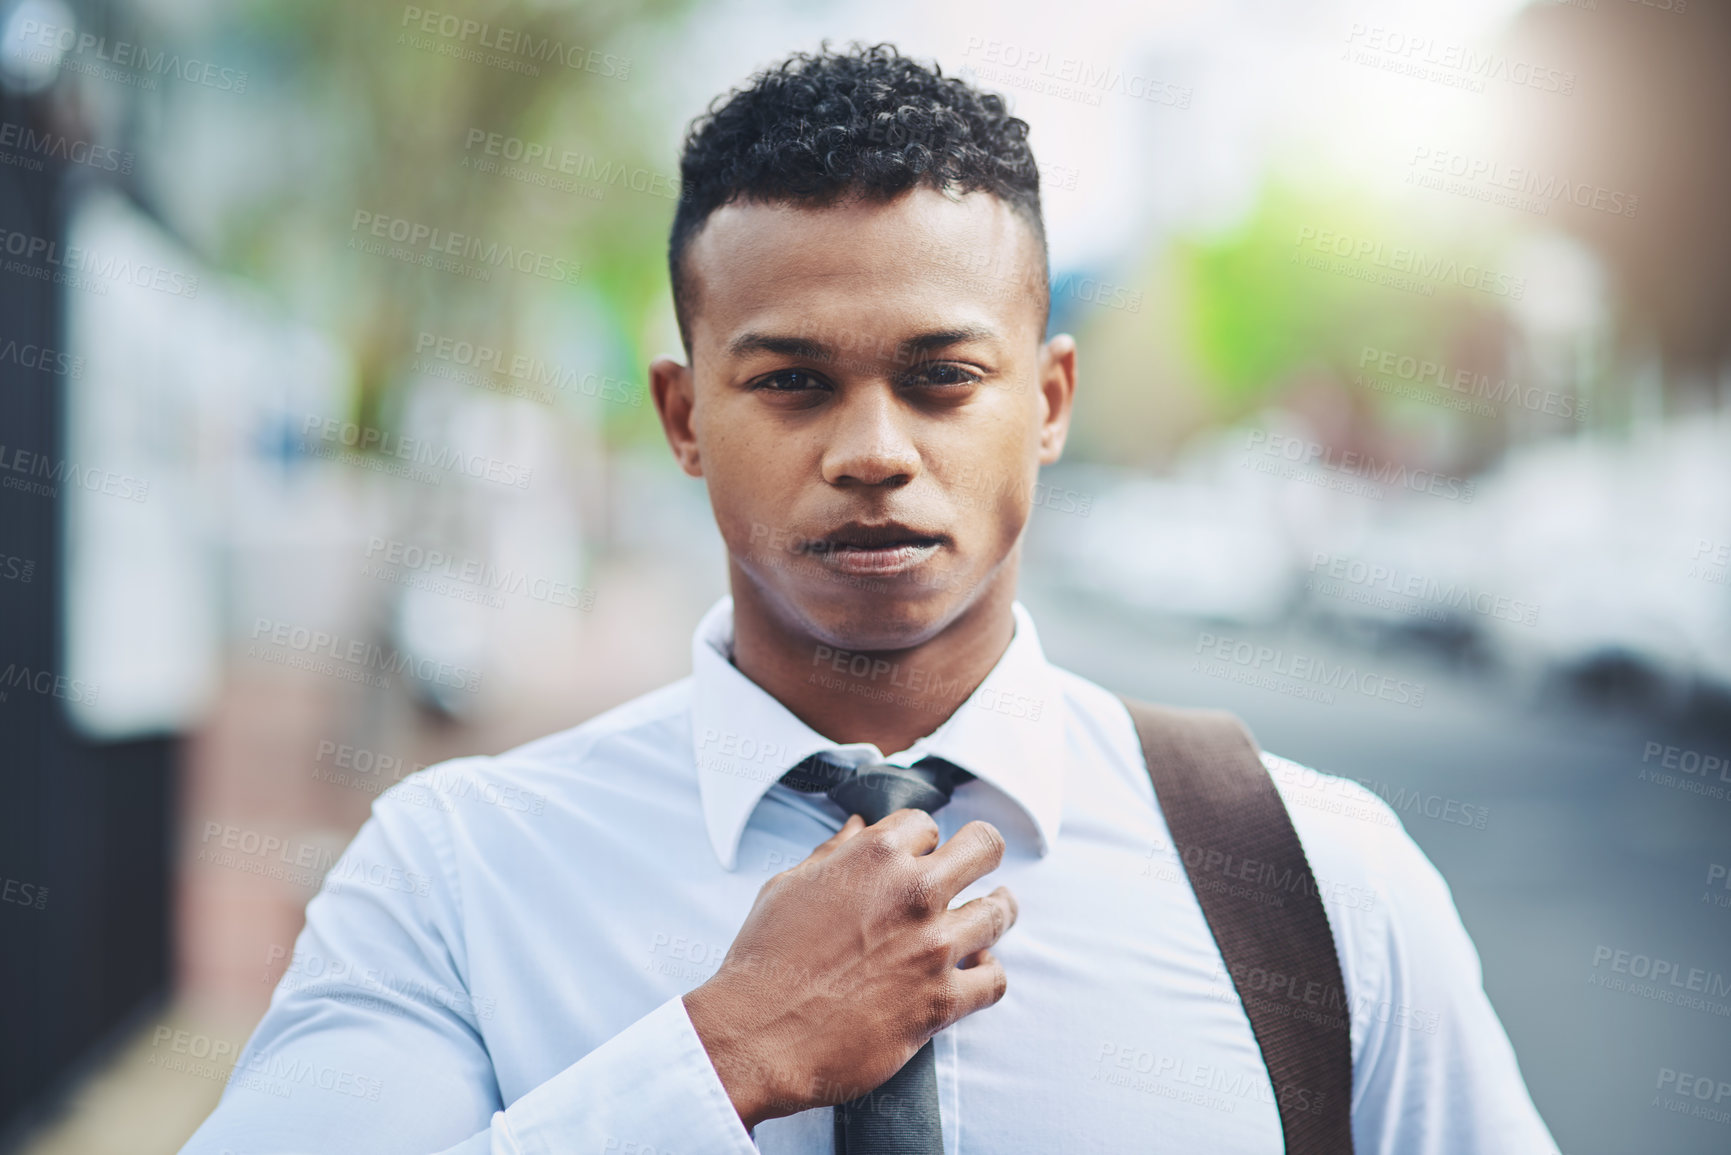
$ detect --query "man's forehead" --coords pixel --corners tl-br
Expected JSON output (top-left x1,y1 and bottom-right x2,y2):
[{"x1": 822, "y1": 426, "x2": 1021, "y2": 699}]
[{"x1": 684, "y1": 188, "x2": 1046, "y2": 353}]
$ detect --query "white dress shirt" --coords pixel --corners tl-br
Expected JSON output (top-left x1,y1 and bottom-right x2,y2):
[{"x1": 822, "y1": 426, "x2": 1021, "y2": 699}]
[{"x1": 179, "y1": 596, "x2": 1559, "y2": 1155}]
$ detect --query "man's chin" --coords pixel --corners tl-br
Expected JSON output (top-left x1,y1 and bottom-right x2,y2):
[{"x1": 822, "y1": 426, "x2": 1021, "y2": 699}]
[{"x1": 782, "y1": 574, "x2": 967, "y2": 654}]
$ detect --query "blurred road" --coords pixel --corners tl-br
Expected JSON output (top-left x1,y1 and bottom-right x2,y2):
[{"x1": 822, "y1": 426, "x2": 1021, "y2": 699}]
[{"x1": 1018, "y1": 560, "x2": 1731, "y2": 1155}]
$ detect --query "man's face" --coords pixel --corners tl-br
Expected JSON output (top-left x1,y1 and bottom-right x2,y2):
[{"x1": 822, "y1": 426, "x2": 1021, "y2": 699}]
[{"x1": 651, "y1": 187, "x2": 1075, "y2": 652}]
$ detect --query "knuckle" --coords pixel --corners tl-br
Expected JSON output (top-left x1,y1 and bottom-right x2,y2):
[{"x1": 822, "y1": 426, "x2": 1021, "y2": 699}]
[
  {"x1": 969, "y1": 821, "x2": 1006, "y2": 862},
  {"x1": 906, "y1": 809, "x2": 941, "y2": 838},
  {"x1": 899, "y1": 871, "x2": 941, "y2": 918},
  {"x1": 856, "y1": 829, "x2": 899, "y2": 866},
  {"x1": 990, "y1": 963, "x2": 1008, "y2": 1004},
  {"x1": 987, "y1": 897, "x2": 1008, "y2": 939},
  {"x1": 912, "y1": 926, "x2": 952, "y2": 971}
]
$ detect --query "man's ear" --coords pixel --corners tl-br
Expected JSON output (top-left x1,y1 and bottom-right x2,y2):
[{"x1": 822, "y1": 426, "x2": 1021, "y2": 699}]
[
  {"x1": 1036, "y1": 333, "x2": 1077, "y2": 466},
  {"x1": 650, "y1": 356, "x2": 703, "y2": 477}
]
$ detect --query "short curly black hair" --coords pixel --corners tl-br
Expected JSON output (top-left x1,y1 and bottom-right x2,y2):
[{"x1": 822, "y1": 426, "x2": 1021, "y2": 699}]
[{"x1": 668, "y1": 41, "x2": 1048, "y2": 356}]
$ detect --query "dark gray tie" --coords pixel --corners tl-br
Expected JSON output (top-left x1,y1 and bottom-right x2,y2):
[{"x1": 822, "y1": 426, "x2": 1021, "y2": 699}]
[{"x1": 779, "y1": 753, "x2": 974, "y2": 1154}]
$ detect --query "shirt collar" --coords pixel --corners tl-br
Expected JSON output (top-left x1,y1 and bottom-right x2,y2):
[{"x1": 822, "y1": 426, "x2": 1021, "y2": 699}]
[{"x1": 689, "y1": 595, "x2": 1065, "y2": 870}]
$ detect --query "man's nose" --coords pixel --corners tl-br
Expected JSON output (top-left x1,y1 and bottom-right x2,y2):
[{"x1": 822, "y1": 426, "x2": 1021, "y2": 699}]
[{"x1": 821, "y1": 386, "x2": 921, "y2": 487}]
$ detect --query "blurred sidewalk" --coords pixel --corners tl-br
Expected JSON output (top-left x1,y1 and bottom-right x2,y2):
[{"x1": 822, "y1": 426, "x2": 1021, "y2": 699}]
[{"x1": 12, "y1": 547, "x2": 720, "y2": 1155}]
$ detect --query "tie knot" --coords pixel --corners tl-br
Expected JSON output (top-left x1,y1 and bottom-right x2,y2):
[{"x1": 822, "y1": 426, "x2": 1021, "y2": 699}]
[{"x1": 781, "y1": 754, "x2": 974, "y2": 825}]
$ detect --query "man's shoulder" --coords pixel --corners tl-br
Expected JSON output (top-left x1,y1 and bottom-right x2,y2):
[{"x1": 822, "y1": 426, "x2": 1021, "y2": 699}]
[
  {"x1": 379, "y1": 677, "x2": 697, "y2": 821},
  {"x1": 1258, "y1": 750, "x2": 1416, "y2": 900},
  {"x1": 497, "y1": 676, "x2": 695, "y2": 771},
  {"x1": 1042, "y1": 658, "x2": 1421, "y2": 890}
]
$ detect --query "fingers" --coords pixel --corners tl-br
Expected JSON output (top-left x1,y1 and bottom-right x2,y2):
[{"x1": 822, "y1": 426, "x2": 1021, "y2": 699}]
[
  {"x1": 957, "y1": 946, "x2": 997, "y2": 970},
  {"x1": 940, "y1": 886, "x2": 1018, "y2": 961},
  {"x1": 801, "y1": 813, "x2": 866, "y2": 866},
  {"x1": 948, "y1": 950, "x2": 1009, "y2": 1020},
  {"x1": 923, "y1": 820, "x2": 1006, "y2": 903}
]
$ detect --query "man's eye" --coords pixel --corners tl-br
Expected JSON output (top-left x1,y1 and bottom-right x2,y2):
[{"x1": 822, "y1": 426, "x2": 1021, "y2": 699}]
[
  {"x1": 752, "y1": 370, "x2": 828, "y2": 392},
  {"x1": 905, "y1": 362, "x2": 982, "y2": 387}
]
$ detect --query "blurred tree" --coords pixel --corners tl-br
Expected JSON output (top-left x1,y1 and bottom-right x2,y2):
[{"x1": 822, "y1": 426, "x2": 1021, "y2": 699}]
[
  {"x1": 221, "y1": 0, "x2": 692, "y2": 444},
  {"x1": 1174, "y1": 181, "x2": 1509, "y2": 419}
]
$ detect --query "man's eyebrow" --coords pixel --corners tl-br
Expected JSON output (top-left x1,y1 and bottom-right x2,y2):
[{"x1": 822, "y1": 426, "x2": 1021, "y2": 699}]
[
  {"x1": 897, "y1": 325, "x2": 999, "y2": 358},
  {"x1": 725, "y1": 332, "x2": 836, "y2": 360},
  {"x1": 724, "y1": 325, "x2": 1001, "y2": 362}
]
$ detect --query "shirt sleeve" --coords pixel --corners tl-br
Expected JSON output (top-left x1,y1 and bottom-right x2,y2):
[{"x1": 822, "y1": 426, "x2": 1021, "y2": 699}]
[
  {"x1": 1348, "y1": 817, "x2": 1561, "y2": 1155},
  {"x1": 177, "y1": 781, "x2": 760, "y2": 1155}
]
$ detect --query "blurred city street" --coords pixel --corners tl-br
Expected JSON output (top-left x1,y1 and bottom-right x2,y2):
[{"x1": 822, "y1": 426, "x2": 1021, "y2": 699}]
[{"x1": 5, "y1": 0, "x2": 1731, "y2": 1151}]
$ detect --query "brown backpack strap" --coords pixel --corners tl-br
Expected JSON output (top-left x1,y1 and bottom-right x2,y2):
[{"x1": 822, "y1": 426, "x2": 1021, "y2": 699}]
[{"x1": 1119, "y1": 697, "x2": 1354, "y2": 1154}]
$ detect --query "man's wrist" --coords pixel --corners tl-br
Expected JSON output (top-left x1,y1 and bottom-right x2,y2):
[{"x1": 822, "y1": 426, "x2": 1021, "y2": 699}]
[{"x1": 683, "y1": 985, "x2": 783, "y2": 1131}]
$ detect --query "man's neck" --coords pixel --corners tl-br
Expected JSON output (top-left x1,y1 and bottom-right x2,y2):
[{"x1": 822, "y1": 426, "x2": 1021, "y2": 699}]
[{"x1": 727, "y1": 564, "x2": 1020, "y2": 756}]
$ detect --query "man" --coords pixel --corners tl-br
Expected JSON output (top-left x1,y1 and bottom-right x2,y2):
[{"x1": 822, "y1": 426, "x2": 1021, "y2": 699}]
[{"x1": 181, "y1": 43, "x2": 1558, "y2": 1154}]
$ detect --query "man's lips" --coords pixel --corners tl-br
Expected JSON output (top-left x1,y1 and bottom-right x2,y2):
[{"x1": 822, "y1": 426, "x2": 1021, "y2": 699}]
[
  {"x1": 811, "y1": 522, "x2": 947, "y2": 576},
  {"x1": 819, "y1": 521, "x2": 945, "y2": 550}
]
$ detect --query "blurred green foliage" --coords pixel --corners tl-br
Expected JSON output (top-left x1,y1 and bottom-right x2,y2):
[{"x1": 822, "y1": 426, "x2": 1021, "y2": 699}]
[
  {"x1": 1174, "y1": 181, "x2": 1510, "y2": 417},
  {"x1": 221, "y1": 0, "x2": 693, "y2": 445}
]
